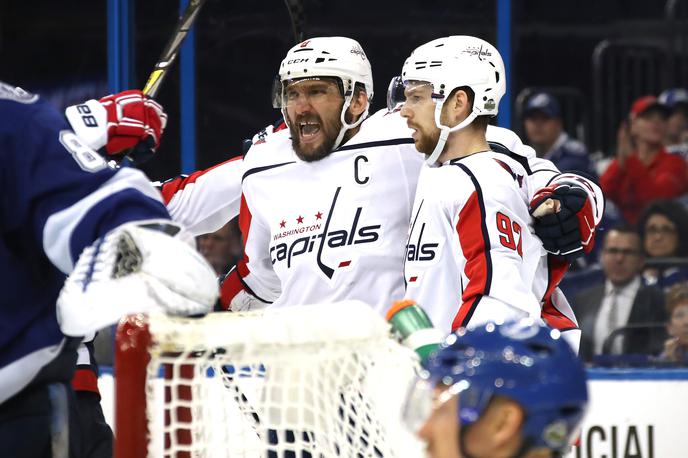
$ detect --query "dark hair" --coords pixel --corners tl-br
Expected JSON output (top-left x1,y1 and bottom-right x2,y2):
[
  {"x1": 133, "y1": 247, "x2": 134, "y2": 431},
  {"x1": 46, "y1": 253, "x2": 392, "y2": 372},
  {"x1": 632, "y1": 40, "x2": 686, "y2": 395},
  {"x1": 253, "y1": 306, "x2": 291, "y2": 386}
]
[
  {"x1": 666, "y1": 282, "x2": 688, "y2": 316},
  {"x1": 607, "y1": 223, "x2": 639, "y2": 236},
  {"x1": 604, "y1": 224, "x2": 641, "y2": 247},
  {"x1": 637, "y1": 200, "x2": 688, "y2": 256},
  {"x1": 672, "y1": 102, "x2": 688, "y2": 118}
]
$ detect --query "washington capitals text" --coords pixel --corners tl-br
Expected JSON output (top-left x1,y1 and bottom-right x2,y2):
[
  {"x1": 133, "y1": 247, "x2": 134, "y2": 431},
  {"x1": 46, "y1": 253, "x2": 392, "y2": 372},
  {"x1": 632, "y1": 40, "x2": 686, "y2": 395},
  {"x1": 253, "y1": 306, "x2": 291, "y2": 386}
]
[{"x1": 269, "y1": 187, "x2": 381, "y2": 277}]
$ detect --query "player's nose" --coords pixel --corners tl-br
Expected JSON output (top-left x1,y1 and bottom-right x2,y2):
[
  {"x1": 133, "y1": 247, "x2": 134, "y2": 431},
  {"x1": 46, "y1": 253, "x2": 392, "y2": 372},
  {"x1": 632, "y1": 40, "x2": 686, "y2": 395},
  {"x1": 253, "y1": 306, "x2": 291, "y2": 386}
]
[{"x1": 400, "y1": 103, "x2": 412, "y2": 119}]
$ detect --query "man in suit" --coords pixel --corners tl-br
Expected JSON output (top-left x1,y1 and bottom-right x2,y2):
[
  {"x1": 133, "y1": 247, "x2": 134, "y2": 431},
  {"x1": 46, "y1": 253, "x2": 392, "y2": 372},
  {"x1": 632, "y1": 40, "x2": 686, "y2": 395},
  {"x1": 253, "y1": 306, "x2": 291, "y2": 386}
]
[{"x1": 575, "y1": 225, "x2": 667, "y2": 361}]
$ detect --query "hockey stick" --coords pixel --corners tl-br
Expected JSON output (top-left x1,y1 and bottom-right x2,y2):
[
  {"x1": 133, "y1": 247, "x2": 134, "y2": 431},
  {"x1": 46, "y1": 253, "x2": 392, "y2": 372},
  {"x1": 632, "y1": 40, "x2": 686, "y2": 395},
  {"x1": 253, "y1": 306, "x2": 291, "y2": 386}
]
[
  {"x1": 119, "y1": 0, "x2": 206, "y2": 165},
  {"x1": 283, "y1": 0, "x2": 306, "y2": 44},
  {"x1": 142, "y1": 0, "x2": 208, "y2": 97}
]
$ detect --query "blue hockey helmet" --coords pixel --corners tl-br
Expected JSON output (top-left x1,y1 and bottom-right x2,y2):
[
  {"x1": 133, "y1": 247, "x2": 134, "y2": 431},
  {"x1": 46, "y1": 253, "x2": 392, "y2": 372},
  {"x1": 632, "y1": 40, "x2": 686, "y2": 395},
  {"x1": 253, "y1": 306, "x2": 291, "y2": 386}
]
[{"x1": 409, "y1": 320, "x2": 588, "y2": 455}]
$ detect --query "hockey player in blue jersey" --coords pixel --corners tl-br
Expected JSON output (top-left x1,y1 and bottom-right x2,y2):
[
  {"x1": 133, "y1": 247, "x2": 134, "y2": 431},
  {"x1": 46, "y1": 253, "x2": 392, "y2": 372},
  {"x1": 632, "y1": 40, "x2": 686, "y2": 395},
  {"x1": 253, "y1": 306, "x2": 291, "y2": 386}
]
[
  {"x1": 403, "y1": 320, "x2": 588, "y2": 458},
  {"x1": 0, "y1": 81, "x2": 218, "y2": 457}
]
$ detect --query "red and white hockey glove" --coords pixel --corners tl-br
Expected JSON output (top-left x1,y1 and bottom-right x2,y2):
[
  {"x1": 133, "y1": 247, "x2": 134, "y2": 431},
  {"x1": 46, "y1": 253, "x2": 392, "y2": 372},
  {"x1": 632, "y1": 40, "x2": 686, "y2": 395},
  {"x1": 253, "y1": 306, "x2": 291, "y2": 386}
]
[
  {"x1": 529, "y1": 183, "x2": 595, "y2": 261},
  {"x1": 65, "y1": 90, "x2": 167, "y2": 164}
]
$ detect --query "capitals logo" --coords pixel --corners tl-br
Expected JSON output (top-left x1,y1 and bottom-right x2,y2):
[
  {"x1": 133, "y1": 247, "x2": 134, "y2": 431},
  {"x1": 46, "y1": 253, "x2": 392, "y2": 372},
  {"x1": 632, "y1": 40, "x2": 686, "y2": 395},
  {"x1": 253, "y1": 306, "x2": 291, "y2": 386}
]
[
  {"x1": 270, "y1": 187, "x2": 382, "y2": 279},
  {"x1": 405, "y1": 200, "x2": 444, "y2": 285}
]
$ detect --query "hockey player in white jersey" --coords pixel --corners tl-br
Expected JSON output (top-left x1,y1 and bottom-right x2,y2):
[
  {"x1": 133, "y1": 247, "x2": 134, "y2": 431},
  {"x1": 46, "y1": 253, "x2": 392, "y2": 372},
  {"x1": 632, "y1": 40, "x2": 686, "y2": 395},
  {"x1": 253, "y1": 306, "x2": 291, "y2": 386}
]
[
  {"x1": 388, "y1": 36, "x2": 602, "y2": 347},
  {"x1": 388, "y1": 35, "x2": 544, "y2": 331},
  {"x1": 227, "y1": 37, "x2": 420, "y2": 314}
]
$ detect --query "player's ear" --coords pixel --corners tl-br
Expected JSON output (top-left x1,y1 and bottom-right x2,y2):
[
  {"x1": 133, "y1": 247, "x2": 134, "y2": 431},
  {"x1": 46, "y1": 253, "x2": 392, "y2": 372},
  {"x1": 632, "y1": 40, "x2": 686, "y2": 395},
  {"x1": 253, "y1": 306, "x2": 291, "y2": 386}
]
[
  {"x1": 347, "y1": 87, "x2": 368, "y2": 121},
  {"x1": 444, "y1": 89, "x2": 470, "y2": 125},
  {"x1": 489, "y1": 397, "x2": 525, "y2": 448}
]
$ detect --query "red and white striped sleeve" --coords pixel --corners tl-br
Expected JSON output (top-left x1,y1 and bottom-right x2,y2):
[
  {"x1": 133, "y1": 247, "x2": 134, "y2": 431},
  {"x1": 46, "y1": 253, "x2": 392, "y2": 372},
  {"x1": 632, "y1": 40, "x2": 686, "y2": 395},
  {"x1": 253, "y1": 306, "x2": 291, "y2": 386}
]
[{"x1": 158, "y1": 156, "x2": 244, "y2": 236}]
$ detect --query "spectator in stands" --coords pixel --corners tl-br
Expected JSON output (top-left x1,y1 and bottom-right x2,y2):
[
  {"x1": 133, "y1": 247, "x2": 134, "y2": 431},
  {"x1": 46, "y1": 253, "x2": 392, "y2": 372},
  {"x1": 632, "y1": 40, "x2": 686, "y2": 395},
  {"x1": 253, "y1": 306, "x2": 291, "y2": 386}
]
[
  {"x1": 637, "y1": 200, "x2": 688, "y2": 290},
  {"x1": 574, "y1": 226, "x2": 666, "y2": 362},
  {"x1": 658, "y1": 88, "x2": 688, "y2": 150},
  {"x1": 600, "y1": 95, "x2": 687, "y2": 224},
  {"x1": 522, "y1": 91, "x2": 596, "y2": 177},
  {"x1": 197, "y1": 219, "x2": 243, "y2": 277},
  {"x1": 658, "y1": 282, "x2": 688, "y2": 364}
]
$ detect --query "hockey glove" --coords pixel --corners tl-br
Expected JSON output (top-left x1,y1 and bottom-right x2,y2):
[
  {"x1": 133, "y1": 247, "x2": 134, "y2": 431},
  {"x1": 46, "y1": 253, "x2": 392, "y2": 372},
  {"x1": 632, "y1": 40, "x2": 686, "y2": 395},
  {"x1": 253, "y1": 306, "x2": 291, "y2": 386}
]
[
  {"x1": 57, "y1": 220, "x2": 218, "y2": 337},
  {"x1": 529, "y1": 184, "x2": 595, "y2": 261},
  {"x1": 65, "y1": 90, "x2": 167, "y2": 164}
]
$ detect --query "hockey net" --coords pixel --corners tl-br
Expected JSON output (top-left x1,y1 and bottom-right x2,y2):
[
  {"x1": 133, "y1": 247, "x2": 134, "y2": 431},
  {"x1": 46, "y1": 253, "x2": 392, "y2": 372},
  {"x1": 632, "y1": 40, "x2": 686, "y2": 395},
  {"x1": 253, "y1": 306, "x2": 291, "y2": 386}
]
[{"x1": 114, "y1": 301, "x2": 424, "y2": 458}]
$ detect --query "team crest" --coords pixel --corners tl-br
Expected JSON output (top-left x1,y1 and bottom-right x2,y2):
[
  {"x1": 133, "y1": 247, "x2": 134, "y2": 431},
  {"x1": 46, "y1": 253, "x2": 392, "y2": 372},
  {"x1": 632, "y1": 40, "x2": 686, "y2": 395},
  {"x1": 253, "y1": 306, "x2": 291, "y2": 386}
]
[{"x1": 543, "y1": 420, "x2": 569, "y2": 448}]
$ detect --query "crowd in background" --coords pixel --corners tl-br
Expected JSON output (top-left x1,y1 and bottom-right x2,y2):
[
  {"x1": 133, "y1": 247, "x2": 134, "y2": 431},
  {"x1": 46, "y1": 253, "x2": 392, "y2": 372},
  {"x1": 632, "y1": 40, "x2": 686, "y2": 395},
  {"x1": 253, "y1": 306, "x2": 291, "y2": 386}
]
[{"x1": 522, "y1": 87, "x2": 688, "y2": 365}]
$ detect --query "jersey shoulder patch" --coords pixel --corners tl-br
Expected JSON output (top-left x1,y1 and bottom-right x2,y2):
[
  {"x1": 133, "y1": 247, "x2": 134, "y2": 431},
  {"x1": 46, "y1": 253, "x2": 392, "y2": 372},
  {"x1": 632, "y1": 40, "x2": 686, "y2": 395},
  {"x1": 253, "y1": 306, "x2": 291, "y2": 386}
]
[
  {"x1": 244, "y1": 127, "x2": 294, "y2": 169},
  {"x1": 0, "y1": 81, "x2": 39, "y2": 104}
]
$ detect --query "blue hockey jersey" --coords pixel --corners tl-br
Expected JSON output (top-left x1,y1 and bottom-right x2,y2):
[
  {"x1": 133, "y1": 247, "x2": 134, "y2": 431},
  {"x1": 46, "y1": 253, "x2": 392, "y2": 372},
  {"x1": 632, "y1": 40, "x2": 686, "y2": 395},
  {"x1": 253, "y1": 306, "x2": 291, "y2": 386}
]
[{"x1": 0, "y1": 82, "x2": 169, "y2": 404}]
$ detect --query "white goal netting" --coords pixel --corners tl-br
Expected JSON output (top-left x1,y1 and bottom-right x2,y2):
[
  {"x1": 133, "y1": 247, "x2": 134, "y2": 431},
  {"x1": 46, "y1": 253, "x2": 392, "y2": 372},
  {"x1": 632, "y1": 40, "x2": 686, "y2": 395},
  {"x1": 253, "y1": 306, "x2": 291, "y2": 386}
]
[{"x1": 116, "y1": 301, "x2": 424, "y2": 458}]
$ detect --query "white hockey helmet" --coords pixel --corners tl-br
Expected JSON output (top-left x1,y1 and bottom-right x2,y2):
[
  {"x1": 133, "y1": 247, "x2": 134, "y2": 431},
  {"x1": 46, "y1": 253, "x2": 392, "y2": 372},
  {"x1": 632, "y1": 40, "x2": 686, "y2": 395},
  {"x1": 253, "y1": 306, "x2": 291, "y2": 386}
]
[
  {"x1": 388, "y1": 36, "x2": 506, "y2": 165},
  {"x1": 273, "y1": 37, "x2": 374, "y2": 149}
]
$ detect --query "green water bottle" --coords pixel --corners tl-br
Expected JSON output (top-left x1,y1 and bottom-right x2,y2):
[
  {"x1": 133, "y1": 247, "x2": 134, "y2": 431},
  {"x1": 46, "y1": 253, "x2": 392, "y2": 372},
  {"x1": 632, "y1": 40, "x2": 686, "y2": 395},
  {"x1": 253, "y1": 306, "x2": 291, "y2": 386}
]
[{"x1": 386, "y1": 299, "x2": 443, "y2": 362}]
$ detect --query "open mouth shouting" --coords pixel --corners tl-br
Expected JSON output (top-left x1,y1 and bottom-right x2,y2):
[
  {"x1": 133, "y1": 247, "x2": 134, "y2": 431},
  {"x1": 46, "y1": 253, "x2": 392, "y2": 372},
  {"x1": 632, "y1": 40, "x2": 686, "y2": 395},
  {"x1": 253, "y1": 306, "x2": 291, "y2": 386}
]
[{"x1": 299, "y1": 120, "x2": 322, "y2": 143}]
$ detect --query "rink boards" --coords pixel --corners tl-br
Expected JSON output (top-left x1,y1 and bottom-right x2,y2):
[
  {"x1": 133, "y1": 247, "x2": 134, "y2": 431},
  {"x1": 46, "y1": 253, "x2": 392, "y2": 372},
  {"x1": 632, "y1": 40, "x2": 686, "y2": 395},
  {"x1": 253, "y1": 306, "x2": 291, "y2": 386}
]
[{"x1": 97, "y1": 367, "x2": 688, "y2": 458}]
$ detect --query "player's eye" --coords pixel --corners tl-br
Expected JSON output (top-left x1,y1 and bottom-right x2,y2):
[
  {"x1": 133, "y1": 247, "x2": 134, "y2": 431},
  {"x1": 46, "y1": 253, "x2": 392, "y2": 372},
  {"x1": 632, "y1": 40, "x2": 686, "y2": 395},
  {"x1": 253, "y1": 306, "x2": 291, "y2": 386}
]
[{"x1": 309, "y1": 87, "x2": 328, "y2": 96}]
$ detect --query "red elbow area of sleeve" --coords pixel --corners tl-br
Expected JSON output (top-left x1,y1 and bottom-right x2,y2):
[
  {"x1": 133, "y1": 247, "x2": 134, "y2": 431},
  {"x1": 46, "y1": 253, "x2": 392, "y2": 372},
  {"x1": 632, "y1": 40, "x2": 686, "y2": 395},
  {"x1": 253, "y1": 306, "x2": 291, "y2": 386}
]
[{"x1": 220, "y1": 269, "x2": 246, "y2": 311}]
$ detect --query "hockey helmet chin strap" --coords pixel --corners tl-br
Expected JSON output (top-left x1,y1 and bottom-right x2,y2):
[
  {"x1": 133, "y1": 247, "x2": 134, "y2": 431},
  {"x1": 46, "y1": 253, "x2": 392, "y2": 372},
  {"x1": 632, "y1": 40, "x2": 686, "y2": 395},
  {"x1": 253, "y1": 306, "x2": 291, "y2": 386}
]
[
  {"x1": 425, "y1": 98, "x2": 478, "y2": 166},
  {"x1": 333, "y1": 81, "x2": 369, "y2": 150}
]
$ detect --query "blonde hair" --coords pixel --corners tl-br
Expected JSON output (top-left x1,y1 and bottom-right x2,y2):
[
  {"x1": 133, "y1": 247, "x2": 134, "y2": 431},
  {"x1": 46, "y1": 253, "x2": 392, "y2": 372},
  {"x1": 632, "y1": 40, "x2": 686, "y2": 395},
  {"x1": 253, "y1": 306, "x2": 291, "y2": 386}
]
[{"x1": 666, "y1": 282, "x2": 688, "y2": 316}]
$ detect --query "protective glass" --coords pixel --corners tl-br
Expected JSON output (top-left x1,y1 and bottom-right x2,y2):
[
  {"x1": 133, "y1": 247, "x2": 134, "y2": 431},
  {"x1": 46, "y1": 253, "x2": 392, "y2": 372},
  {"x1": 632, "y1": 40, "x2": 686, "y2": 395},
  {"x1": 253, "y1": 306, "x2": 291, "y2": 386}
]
[
  {"x1": 386, "y1": 76, "x2": 442, "y2": 111},
  {"x1": 271, "y1": 77, "x2": 343, "y2": 109}
]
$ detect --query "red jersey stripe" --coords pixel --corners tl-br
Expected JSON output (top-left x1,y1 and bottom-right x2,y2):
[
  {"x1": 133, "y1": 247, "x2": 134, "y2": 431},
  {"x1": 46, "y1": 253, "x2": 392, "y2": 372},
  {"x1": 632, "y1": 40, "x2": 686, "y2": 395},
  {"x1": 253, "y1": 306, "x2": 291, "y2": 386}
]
[
  {"x1": 219, "y1": 269, "x2": 244, "y2": 310},
  {"x1": 542, "y1": 255, "x2": 569, "y2": 305},
  {"x1": 541, "y1": 296, "x2": 578, "y2": 331},
  {"x1": 160, "y1": 156, "x2": 242, "y2": 204},
  {"x1": 452, "y1": 295, "x2": 483, "y2": 331},
  {"x1": 457, "y1": 191, "x2": 491, "y2": 303},
  {"x1": 237, "y1": 193, "x2": 253, "y2": 279},
  {"x1": 452, "y1": 188, "x2": 492, "y2": 329}
]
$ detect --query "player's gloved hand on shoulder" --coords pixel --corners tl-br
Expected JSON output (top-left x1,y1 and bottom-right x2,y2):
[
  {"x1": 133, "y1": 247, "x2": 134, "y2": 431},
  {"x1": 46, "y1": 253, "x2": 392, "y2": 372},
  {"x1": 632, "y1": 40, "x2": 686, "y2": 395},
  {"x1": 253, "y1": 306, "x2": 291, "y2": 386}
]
[
  {"x1": 65, "y1": 89, "x2": 167, "y2": 165},
  {"x1": 529, "y1": 183, "x2": 595, "y2": 261},
  {"x1": 56, "y1": 220, "x2": 218, "y2": 337}
]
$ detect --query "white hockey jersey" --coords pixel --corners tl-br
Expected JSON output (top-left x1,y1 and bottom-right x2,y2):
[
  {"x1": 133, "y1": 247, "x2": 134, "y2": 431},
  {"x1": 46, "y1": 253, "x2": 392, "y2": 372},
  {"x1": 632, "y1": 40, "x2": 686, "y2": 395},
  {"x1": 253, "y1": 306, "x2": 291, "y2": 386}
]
[
  {"x1": 160, "y1": 110, "x2": 603, "y2": 340},
  {"x1": 237, "y1": 110, "x2": 419, "y2": 313},
  {"x1": 404, "y1": 152, "x2": 544, "y2": 333}
]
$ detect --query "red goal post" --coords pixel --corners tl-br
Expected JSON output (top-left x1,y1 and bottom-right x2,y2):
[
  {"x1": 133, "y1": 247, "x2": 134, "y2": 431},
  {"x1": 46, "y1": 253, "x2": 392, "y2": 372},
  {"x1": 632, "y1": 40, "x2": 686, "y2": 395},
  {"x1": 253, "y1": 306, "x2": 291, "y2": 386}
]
[{"x1": 114, "y1": 301, "x2": 424, "y2": 458}]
